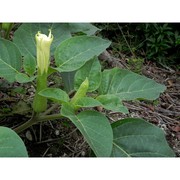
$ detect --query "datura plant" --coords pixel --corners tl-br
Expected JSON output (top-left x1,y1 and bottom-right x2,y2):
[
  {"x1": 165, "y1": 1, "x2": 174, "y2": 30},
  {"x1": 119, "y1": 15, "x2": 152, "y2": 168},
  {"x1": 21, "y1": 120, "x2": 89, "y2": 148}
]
[{"x1": 0, "y1": 23, "x2": 175, "y2": 157}]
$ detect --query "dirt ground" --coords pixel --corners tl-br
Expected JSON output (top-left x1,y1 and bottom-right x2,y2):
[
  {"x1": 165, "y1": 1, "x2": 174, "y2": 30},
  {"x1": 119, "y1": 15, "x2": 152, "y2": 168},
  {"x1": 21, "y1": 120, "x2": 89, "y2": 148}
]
[{"x1": 0, "y1": 51, "x2": 179, "y2": 157}]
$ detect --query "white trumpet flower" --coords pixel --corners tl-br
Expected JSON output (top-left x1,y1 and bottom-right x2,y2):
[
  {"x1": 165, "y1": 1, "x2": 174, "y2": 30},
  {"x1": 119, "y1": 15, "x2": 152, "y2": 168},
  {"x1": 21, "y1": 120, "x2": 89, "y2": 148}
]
[{"x1": 35, "y1": 30, "x2": 53, "y2": 74}]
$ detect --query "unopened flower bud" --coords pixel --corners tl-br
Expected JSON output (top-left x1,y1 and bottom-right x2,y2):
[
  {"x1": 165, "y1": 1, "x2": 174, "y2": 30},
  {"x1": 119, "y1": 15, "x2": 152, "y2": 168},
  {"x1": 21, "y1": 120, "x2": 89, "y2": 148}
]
[{"x1": 35, "y1": 30, "x2": 53, "y2": 74}]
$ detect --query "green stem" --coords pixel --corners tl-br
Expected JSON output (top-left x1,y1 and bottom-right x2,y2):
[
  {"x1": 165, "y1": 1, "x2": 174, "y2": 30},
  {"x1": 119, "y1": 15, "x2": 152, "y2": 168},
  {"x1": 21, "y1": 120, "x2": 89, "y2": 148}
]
[
  {"x1": 14, "y1": 113, "x2": 64, "y2": 134},
  {"x1": 41, "y1": 103, "x2": 59, "y2": 116},
  {"x1": 33, "y1": 69, "x2": 48, "y2": 113},
  {"x1": 1, "y1": 23, "x2": 13, "y2": 39},
  {"x1": 4, "y1": 23, "x2": 13, "y2": 40},
  {"x1": 14, "y1": 112, "x2": 38, "y2": 134},
  {"x1": 37, "y1": 114, "x2": 64, "y2": 122}
]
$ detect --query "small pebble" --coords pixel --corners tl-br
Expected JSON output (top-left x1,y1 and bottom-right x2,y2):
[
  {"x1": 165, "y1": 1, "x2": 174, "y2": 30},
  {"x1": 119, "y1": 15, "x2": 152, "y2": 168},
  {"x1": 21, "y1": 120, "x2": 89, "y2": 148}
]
[{"x1": 55, "y1": 129, "x2": 60, "y2": 136}]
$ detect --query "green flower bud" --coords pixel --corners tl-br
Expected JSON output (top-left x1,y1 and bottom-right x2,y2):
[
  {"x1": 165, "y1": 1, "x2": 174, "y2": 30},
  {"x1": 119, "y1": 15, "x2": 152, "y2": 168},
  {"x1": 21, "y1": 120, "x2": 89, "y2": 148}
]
[
  {"x1": 35, "y1": 30, "x2": 53, "y2": 75},
  {"x1": 71, "y1": 77, "x2": 89, "y2": 106},
  {"x1": 2, "y1": 23, "x2": 12, "y2": 31}
]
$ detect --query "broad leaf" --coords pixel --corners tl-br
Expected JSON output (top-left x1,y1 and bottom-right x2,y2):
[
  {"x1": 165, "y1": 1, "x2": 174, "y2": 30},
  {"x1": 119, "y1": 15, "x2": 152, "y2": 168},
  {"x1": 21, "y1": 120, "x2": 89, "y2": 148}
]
[
  {"x1": 15, "y1": 73, "x2": 36, "y2": 83},
  {"x1": 75, "y1": 97, "x2": 102, "y2": 108},
  {"x1": 98, "y1": 68, "x2": 166, "y2": 100},
  {"x1": 74, "y1": 56, "x2": 102, "y2": 92},
  {"x1": 13, "y1": 23, "x2": 100, "y2": 59},
  {"x1": 13, "y1": 23, "x2": 72, "y2": 58},
  {"x1": 68, "y1": 23, "x2": 100, "y2": 35},
  {"x1": 96, "y1": 95, "x2": 129, "y2": 114},
  {"x1": 0, "y1": 38, "x2": 22, "y2": 82},
  {"x1": 0, "y1": 126, "x2": 28, "y2": 157},
  {"x1": 55, "y1": 36, "x2": 111, "y2": 72},
  {"x1": 61, "y1": 71, "x2": 76, "y2": 93},
  {"x1": 23, "y1": 54, "x2": 36, "y2": 76},
  {"x1": 111, "y1": 118, "x2": 175, "y2": 157},
  {"x1": 38, "y1": 88, "x2": 69, "y2": 103},
  {"x1": 47, "y1": 66, "x2": 58, "y2": 76},
  {"x1": 61, "y1": 103, "x2": 113, "y2": 157},
  {"x1": 12, "y1": 100, "x2": 31, "y2": 115}
]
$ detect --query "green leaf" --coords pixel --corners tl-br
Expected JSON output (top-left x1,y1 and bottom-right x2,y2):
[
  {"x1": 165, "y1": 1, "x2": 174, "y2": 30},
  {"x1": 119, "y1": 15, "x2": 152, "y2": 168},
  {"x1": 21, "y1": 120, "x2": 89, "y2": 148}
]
[
  {"x1": 13, "y1": 23, "x2": 72, "y2": 58},
  {"x1": 61, "y1": 71, "x2": 76, "y2": 93},
  {"x1": 68, "y1": 23, "x2": 100, "y2": 35},
  {"x1": 38, "y1": 88, "x2": 69, "y2": 104},
  {"x1": 47, "y1": 66, "x2": 58, "y2": 76},
  {"x1": 74, "y1": 56, "x2": 102, "y2": 92},
  {"x1": 23, "y1": 54, "x2": 36, "y2": 76},
  {"x1": 13, "y1": 23, "x2": 100, "y2": 60},
  {"x1": 15, "y1": 73, "x2": 36, "y2": 83},
  {"x1": 111, "y1": 118, "x2": 175, "y2": 157},
  {"x1": 98, "y1": 68, "x2": 166, "y2": 100},
  {"x1": 0, "y1": 126, "x2": 28, "y2": 157},
  {"x1": 55, "y1": 35, "x2": 111, "y2": 72},
  {"x1": 75, "y1": 97, "x2": 102, "y2": 108},
  {"x1": 96, "y1": 95, "x2": 129, "y2": 114},
  {"x1": 61, "y1": 103, "x2": 113, "y2": 157},
  {"x1": 12, "y1": 100, "x2": 31, "y2": 115},
  {"x1": 0, "y1": 38, "x2": 22, "y2": 82}
]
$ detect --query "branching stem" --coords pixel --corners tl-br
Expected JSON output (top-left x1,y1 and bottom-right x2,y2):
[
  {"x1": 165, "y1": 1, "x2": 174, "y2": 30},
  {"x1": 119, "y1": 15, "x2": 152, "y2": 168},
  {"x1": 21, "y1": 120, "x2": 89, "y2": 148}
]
[
  {"x1": 13, "y1": 112, "x2": 64, "y2": 134},
  {"x1": 41, "y1": 103, "x2": 60, "y2": 116}
]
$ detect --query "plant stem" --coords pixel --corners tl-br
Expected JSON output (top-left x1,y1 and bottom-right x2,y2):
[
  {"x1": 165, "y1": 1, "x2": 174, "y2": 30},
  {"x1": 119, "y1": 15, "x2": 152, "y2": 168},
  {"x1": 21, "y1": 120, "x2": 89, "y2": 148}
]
[
  {"x1": 13, "y1": 113, "x2": 64, "y2": 134},
  {"x1": 14, "y1": 112, "x2": 38, "y2": 134},
  {"x1": 32, "y1": 69, "x2": 48, "y2": 113},
  {"x1": 37, "y1": 114, "x2": 64, "y2": 122},
  {"x1": 41, "y1": 103, "x2": 60, "y2": 116},
  {"x1": 4, "y1": 23, "x2": 13, "y2": 40}
]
